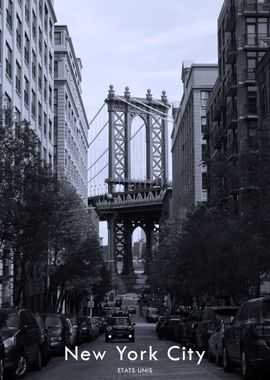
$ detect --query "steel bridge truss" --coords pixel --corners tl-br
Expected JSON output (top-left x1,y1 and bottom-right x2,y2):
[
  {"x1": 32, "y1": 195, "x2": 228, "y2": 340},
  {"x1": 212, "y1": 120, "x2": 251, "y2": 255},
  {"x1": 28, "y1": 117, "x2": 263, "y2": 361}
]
[{"x1": 90, "y1": 86, "x2": 170, "y2": 276}]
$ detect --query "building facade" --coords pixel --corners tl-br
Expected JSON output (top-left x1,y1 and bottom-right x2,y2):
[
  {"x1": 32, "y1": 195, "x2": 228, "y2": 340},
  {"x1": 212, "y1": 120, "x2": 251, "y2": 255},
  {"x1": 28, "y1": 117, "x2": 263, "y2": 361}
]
[
  {"x1": 171, "y1": 63, "x2": 218, "y2": 216},
  {"x1": 54, "y1": 25, "x2": 89, "y2": 202},
  {"x1": 206, "y1": 0, "x2": 270, "y2": 210},
  {"x1": 0, "y1": 0, "x2": 56, "y2": 307}
]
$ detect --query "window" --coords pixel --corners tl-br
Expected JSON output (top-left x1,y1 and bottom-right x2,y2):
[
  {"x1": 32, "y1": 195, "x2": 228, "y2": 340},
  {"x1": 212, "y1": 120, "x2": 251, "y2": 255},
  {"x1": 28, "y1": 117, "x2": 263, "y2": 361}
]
[
  {"x1": 38, "y1": 65, "x2": 42, "y2": 90},
  {"x1": 54, "y1": 61, "x2": 58, "y2": 77},
  {"x1": 32, "y1": 11, "x2": 36, "y2": 39},
  {"x1": 25, "y1": 0, "x2": 29, "y2": 23},
  {"x1": 6, "y1": 0, "x2": 13, "y2": 30},
  {"x1": 31, "y1": 90, "x2": 36, "y2": 117},
  {"x1": 16, "y1": 61, "x2": 21, "y2": 93},
  {"x1": 201, "y1": 91, "x2": 209, "y2": 107},
  {"x1": 16, "y1": 15, "x2": 22, "y2": 48},
  {"x1": 44, "y1": 41, "x2": 47, "y2": 66},
  {"x1": 49, "y1": 86, "x2": 52, "y2": 107},
  {"x1": 202, "y1": 172, "x2": 207, "y2": 190},
  {"x1": 49, "y1": 52, "x2": 53, "y2": 74},
  {"x1": 202, "y1": 144, "x2": 207, "y2": 162},
  {"x1": 5, "y1": 43, "x2": 12, "y2": 79},
  {"x1": 44, "y1": 112, "x2": 47, "y2": 135},
  {"x1": 38, "y1": 102, "x2": 42, "y2": 127},
  {"x1": 201, "y1": 116, "x2": 206, "y2": 133},
  {"x1": 44, "y1": 76, "x2": 47, "y2": 100},
  {"x1": 43, "y1": 147, "x2": 47, "y2": 161},
  {"x1": 38, "y1": 27, "x2": 42, "y2": 54},
  {"x1": 24, "y1": 33, "x2": 30, "y2": 64},
  {"x1": 32, "y1": 50, "x2": 36, "y2": 78},
  {"x1": 49, "y1": 19, "x2": 53, "y2": 41},
  {"x1": 24, "y1": 76, "x2": 29, "y2": 106},
  {"x1": 54, "y1": 32, "x2": 61, "y2": 45},
  {"x1": 49, "y1": 119, "x2": 52, "y2": 140}
]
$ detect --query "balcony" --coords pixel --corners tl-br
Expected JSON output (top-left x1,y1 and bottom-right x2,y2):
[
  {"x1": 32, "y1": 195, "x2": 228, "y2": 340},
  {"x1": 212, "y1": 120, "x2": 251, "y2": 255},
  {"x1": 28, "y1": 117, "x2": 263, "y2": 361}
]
[
  {"x1": 225, "y1": 38, "x2": 237, "y2": 64},
  {"x1": 239, "y1": 1, "x2": 270, "y2": 14},
  {"x1": 242, "y1": 33, "x2": 270, "y2": 49},
  {"x1": 227, "y1": 106, "x2": 237, "y2": 129},
  {"x1": 224, "y1": 6, "x2": 236, "y2": 32},
  {"x1": 225, "y1": 73, "x2": 237, "y2": 96},
  {"x1": 240, "y1": 68, "x2": 256, "y2": 83}
]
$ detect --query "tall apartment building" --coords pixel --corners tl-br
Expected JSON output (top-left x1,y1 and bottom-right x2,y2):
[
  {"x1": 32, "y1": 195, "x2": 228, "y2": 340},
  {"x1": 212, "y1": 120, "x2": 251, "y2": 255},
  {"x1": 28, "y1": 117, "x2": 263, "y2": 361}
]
[
  {"x1": 206, "y1": 0, "x2": 270, "y2": 210},
  {"x1": 0, "y1": 0, "x2": 56, "y2": 307},
  {"x1": 171, "y1": 63, "x2": 218, "y2": 217},
  {"x1": 54, "y1": 25, "x2": 89, "y2": 202}
]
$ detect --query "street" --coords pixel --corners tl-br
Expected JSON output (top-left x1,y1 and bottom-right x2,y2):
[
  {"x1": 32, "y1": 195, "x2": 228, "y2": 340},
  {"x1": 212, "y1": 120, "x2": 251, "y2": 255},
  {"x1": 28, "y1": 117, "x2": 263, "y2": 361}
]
[{"x1": 27, "y1": 308, "x2": 242, "y2": 380}]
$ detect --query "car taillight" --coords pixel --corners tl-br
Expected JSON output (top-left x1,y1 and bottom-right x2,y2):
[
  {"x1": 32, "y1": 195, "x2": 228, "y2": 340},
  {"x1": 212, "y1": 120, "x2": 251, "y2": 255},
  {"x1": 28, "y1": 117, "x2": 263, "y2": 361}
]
[{"x1": 254, "y1": 324, "x2": 270, "y2": 336}]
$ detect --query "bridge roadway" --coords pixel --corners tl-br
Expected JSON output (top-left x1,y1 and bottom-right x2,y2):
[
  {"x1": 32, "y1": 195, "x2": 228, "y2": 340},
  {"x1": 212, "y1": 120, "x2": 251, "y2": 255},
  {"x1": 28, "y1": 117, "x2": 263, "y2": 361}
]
[{"x1": 27, "y1": 301, "x2": 250, "y2": 380}]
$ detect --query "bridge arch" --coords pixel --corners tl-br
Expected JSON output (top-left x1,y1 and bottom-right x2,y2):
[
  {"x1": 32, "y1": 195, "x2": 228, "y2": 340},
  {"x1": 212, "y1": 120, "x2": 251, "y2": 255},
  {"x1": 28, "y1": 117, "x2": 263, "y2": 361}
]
[{"x1": 130, "y1": 115, "x2": 147, "y2": 181}]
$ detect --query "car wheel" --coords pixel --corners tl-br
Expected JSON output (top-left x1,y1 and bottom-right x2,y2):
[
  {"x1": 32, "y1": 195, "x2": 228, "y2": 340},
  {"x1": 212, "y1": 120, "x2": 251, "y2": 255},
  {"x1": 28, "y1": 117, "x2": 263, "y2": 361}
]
[
  {"x1": 33, "y1": 349, "x2": 42, "y2": 371},
  {"x1": 222, "y1": 346, "x2": 235, "y2": 373},
  {"x1": 13, "y1": 352, "x2": 28, "y2": 378},
  {"x1": 129, "y1": 336, "x2": 135, "y2": 343},
  {"x1": 242, "y1": 350, "x2": 255, "y2": 380}
]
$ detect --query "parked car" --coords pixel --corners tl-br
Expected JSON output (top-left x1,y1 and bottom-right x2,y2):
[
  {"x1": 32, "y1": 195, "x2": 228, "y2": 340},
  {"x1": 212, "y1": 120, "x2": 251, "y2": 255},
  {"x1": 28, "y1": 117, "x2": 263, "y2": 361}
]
[
  {"x1": 35, "y1": 314, "x2": 51, "y2": 366},
  {"x1": 0, "y1": 308, "x2": 42, "y2": 378},
  {"x1": 78, "y1": 317, "x2": 90, "y2": 342},
  {"x1": 174, "y1": 314, "x2": 188, "y2": 344},
  {"x1": 146, "y1": 308, "x2": 159, "y2": 323},
  {"x1": 196, "y1": 306, "x2": 239, "y2": 354},
  {"x1": 159, "y1": 318, "x2": 182, "y2": 341},
  {"x1": 156, "y1": 315, "x2": 166, "y2": 333},
  {"x1": 105, "y1": 316, "x2": 135, "y2": 342},
  {"x1": 64, "y1": 315, "x2": 80, "y2": 345},
  {"x1": 41, "y1": 313, "x2": 70, "y2": 355},
  {"x1": 66, "y1": 318, "x2": 77, "y2": 348},
  {"x1": 185, "y1": 310, "x2": 203, "y2": 348},
  {"x1": 223, "y1": 297, "x2": 270, "y2": 380},
  {"x1": 208, "y1": 307, "x2": 238, "y2": 365}
]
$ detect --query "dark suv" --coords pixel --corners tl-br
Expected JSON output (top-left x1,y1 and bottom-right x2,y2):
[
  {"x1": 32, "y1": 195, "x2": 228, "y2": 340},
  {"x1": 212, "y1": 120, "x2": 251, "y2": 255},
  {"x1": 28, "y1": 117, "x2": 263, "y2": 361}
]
[
  {"x1": 223, "y1": 297, "x2": 270, "y2": 380},
  {"x1": 105, "y1": 317, "x2": 135, "y2": 342},
  {"x1": 0, "y1": 308, "x2": 42, "y2": 378},
  {"x1": 196, "y1": 306, "x2": 239, "y2": 353}
]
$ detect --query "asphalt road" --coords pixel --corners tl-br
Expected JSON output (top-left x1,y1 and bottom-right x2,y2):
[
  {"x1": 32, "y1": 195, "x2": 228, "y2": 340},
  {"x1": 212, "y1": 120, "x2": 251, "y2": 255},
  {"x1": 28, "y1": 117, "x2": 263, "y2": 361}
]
[{"x1": 26, "y1": 306, "x2": 243, "y2": 380}]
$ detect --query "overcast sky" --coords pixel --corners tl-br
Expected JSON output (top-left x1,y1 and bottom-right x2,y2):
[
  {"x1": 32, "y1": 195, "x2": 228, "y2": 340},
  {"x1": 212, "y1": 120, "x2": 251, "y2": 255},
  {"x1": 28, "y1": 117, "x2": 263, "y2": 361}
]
[{"x1": 55, "y1": 0, "x2": 224, "y2": 118}]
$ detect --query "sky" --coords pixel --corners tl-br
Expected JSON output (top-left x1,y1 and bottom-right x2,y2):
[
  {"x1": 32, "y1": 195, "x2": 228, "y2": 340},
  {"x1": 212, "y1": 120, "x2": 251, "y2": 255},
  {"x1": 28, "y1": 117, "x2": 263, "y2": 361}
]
[
  {"x1": 54, "y1": 0, "x2": 224, "y2": 117},
  {"x1": 54, "y1": 0, "x2": 224, "y2": 243}
]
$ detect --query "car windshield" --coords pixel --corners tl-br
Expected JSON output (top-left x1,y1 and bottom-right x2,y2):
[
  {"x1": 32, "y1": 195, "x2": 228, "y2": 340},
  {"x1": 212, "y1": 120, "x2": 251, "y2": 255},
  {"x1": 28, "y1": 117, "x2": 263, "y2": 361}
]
[
  {"x1": 262, "y1": 301, "x2": 270, "y2": 320},
  {"x1": 45, "y1": 316, "x2": 62, "y2": 328},
  {"x1": 0, "y1": 312, "x2": 18, "y2": 330},
  {"x1": 149, "y1": 309, "x2": 158, "y2": 313},
  {"x1": 110, "y1": 317, "x2": 130, "y2": 326}
]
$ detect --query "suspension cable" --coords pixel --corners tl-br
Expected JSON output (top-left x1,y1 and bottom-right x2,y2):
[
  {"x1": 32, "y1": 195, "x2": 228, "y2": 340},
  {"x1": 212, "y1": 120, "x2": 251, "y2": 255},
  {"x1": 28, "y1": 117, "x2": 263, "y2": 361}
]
[
  {"x1": 88, "y1": 121, "x2": 109, "y2": 147},
  {"x1": 89, "y1": 103, "x2": 106, "y2": 126},
  {"x1": 88, "y1": 164, "x2": 108, "y2": 183},
  {"x1": 114, "y1": 96, "x2": 174, "y2": 122},
  {"x1": 130, "y1": 96, "x2": 171, "y2": 118},
  {"x1": 88, "y1": 148, "x2": 109, "y2": 171}
]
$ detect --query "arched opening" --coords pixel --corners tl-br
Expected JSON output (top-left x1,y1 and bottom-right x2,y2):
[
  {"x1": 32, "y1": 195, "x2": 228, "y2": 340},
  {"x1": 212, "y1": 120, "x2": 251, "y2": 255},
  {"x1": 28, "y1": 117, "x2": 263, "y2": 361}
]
[
  {"x1": 130, "y1": 116, "x2": 147, "y2": 181},
  {"x1": 132, "y1": 226, "x2": 146, "y2": 274}
]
